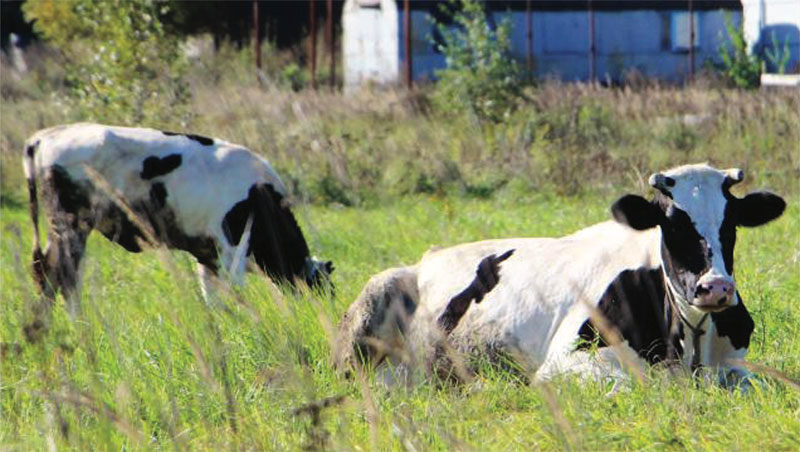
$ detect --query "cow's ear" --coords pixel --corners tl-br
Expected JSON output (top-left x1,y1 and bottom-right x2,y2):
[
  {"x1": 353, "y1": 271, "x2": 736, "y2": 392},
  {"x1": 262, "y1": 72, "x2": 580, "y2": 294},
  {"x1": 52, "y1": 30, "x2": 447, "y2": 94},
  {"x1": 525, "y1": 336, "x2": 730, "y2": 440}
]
[
  {"x1": 611, "y1": 195, "x2": 663, "y2": 230},
  {"x1": 736, "y1": 191, "x2": 786, "y2": 227},
  {"x1": 325, "y1": 261, "x2": 335, "y2": 274}
]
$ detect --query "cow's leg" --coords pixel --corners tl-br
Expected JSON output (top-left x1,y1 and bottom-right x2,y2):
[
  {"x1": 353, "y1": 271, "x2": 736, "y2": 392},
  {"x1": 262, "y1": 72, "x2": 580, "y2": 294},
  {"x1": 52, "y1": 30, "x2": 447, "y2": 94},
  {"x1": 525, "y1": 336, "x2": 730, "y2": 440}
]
[
  {"x1": 535, "y1": 345, "x2": 647, "y2": 397},
  {"x1": 195, "y1": 242, "x2": 247, "y2": 307},
  {"x1": 196, "y1": 262, "x2": 216, "y2": 307}
]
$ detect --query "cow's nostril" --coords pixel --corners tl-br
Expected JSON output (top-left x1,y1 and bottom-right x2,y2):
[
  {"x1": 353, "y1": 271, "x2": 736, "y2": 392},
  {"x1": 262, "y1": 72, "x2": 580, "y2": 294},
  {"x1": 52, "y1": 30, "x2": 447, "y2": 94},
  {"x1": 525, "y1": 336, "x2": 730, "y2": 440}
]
[
  {"x1": 695, "y1": 285, "x2": 710, "y2": 297},
  {"x1": 718, "y1": 296, "x2": 728, "y2": 305}
]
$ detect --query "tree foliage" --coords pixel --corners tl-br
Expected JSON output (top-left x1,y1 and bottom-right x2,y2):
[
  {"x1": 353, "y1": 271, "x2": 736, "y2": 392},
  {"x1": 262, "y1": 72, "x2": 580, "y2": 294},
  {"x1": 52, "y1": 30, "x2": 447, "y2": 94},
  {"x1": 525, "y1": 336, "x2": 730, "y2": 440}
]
[
  {"x1": 23, "y1": 0, "x2": 190, "y2": 125},
  {"x1": 432, "y1": 0, "x2": 521, "y2": 123}
]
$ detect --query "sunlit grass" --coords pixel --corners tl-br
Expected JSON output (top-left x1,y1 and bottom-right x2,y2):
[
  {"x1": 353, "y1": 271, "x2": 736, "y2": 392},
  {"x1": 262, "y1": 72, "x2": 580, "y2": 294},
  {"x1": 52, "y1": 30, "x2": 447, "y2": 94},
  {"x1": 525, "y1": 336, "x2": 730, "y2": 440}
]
[{"x1": 2, "y1": 192, "x2": 798, "y2": 450}]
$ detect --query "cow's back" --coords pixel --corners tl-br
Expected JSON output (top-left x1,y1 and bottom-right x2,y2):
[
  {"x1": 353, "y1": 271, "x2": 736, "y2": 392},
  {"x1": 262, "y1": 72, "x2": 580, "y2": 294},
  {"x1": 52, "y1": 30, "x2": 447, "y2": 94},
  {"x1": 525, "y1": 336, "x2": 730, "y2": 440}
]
[
  {"x1": 27, "y1": 123, "x2": 287, "y2": 239},
  {"x1": 409, "y1": 221, "x2": 662, "y2": 369}
]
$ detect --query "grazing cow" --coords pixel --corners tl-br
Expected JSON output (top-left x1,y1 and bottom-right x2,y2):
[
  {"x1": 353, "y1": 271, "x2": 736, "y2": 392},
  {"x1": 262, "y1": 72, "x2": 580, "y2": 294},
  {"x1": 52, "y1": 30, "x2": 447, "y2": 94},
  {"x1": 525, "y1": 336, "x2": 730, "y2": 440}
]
[
  {"x1": 23, "y1": 123, "x2": 332, "y2": 336},
  {"x1": 335, "y1": 164, "x2": 785, "y2": 388}
]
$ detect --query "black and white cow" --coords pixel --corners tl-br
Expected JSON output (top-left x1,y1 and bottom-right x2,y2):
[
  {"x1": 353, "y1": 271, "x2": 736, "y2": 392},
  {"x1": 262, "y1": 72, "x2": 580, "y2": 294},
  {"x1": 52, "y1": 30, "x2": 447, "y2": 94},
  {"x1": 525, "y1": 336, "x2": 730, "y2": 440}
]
[
  {"x1": 335, "y1": 164, "x2": 785, "y2": 387},
  {"x1": 23, "y1": 123, "x2": 332, "y2": 334}
]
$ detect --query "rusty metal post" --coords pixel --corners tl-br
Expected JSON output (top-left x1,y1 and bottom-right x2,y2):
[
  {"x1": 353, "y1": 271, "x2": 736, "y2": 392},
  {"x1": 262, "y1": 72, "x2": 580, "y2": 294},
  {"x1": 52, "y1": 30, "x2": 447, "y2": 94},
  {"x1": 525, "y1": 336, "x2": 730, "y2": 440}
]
[
  {"x1": 688, "y1": 0, "x2": 694, "y2": 83},
  {"x1": 588, "y1": 0, "x2": 596, "y2": 83},
  {"x1": 327, "y1": 0, "x2": 335, "y2": 88},
  {"x1": 253, "y1": 0, "x2": 261, "y2": 71},
  {"x1": 526, "y1": 0, "x2": 533, "y2": 81},
  {"x1": 404, "y1": 0, "x2": 412, "y2": 88},
  {"x1": 309, "y1": 0, "x2": 317, "y2": 89}
]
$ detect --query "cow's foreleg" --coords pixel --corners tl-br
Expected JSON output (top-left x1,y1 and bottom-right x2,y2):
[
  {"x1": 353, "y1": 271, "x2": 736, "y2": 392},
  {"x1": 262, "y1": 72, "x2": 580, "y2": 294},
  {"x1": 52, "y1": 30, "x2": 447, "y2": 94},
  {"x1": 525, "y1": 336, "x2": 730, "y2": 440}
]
[
  {"x1": 196, "y1": 263, "x2": 216, "y2": 307},
  {"x1": 196, "y1": 242, "x2": 248, "y2": 307}
]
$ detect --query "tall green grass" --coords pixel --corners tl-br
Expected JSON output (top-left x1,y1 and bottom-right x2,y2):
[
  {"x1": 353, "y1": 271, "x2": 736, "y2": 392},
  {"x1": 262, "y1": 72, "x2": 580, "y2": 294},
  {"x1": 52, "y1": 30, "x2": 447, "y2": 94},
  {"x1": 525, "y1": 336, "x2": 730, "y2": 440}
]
[{"x1": 2, "y1": 192, "x2": 798, "y2": 450}]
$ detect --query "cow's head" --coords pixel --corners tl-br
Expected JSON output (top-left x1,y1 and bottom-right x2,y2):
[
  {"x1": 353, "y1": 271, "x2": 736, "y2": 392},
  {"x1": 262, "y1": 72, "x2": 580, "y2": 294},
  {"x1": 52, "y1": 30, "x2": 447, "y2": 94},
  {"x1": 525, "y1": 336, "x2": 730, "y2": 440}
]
[
  {"x1": 304, "y1": 256, "x2": 335, "y2": 291},
  {"x1": 611, "y1": 164, "x2": 785, "y2": 312}
]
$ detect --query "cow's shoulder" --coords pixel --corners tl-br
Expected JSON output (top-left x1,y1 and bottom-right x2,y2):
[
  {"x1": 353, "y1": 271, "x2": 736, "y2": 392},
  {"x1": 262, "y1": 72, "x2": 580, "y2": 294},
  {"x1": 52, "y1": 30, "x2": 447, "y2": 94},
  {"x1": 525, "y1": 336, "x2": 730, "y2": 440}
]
[{"x1": 577, "y1": 266, "x2": 681, "y2": 364}]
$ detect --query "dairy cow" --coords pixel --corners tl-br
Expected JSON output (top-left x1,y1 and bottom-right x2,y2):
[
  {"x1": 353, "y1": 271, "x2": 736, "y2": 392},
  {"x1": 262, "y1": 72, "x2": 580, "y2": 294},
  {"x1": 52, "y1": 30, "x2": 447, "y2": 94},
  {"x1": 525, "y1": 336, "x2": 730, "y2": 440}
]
[
  {"x1": 23, "y1": 123, "x2": 332, "y2": 337},
  {"x1": 335, "y1": 164, "x2": 785, "y2": 387}
]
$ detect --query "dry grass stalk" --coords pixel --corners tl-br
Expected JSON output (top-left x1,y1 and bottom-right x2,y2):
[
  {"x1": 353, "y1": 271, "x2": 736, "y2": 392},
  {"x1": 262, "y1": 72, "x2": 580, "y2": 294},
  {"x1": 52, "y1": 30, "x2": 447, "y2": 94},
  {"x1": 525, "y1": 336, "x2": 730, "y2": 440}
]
[
  {"x1": 39, "y1": 388, "x2": 145, "y2": 445},
  {"x1": 729, "y1": 359, "x2": 800, "y2": 392}
]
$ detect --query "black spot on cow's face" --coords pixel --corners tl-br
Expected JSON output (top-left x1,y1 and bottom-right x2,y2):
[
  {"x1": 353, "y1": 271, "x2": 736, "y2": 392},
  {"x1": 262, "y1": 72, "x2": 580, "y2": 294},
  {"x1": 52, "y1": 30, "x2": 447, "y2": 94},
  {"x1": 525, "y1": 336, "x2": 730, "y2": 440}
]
[
  {"x1": 140, "y1": 154, "x2": 182, "y2": 180},
  {"x1": 658, "y1": 196, "x2": 711, "y2": 301},
  {"x1": 161, "y1": 130, "x2": 214, "y2": 146}
]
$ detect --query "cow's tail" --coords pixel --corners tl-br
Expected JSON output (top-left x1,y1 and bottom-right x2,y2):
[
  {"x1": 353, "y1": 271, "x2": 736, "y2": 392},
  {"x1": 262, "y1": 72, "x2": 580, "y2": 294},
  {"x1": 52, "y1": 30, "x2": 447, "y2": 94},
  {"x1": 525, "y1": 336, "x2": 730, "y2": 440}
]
[{"x1": 23, "y1": 138, "x2": 46, "y2": 291}]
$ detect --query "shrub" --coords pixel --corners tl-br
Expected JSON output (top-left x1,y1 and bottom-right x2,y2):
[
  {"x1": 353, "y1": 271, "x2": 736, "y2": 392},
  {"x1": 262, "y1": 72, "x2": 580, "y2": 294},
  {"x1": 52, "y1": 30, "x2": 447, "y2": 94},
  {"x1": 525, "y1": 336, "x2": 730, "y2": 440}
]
[
  {"x1": 717, "y1": 14, "x2": 761, "y2": 89},
  {"x1": 23, "y1": 0, "x2": 190, "y2": 125},
  {"x1": 432, "y1": 0, "x2": 521, "y2": 123}
]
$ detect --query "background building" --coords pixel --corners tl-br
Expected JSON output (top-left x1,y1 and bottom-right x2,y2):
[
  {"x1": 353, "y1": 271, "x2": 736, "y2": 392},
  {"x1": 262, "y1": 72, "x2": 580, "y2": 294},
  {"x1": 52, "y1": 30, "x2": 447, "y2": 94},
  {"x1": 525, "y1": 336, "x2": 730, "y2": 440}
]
[{"x1": 342, "y1": 0, "x2": 748, "y2": 89}]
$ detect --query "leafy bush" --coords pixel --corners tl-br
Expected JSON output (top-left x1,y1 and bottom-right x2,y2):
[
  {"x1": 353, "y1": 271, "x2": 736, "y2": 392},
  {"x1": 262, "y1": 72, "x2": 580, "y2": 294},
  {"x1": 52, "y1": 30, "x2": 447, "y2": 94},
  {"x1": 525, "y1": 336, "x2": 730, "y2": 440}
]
[
  {"x1": 23, "y1": 0, "x2": 190, "y2": 125},
  {"x1": 432, "y1": 0, "x2": 521, "y2": 123},
  {"x1": 718, "y1": 14, "x2": 761, "y2": 89}
]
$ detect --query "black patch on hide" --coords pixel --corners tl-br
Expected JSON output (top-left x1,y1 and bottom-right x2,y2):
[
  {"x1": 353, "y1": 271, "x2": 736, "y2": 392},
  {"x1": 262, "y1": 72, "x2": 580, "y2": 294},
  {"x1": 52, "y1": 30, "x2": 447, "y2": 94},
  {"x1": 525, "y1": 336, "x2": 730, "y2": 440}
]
[
  {"x1": 222, "y1": 197, "x2": 251, "y2": 246},
  {"x1": 26, "y1": 141, "x2": 39, "y2": 158},
  {"x1": 161, "y1": 130, "x2": 214, "y2": 146},
  {"x1": 220, "y1": 183, "x2": 311, "y2": 286},
  {"x1": 149, "y1": 182, "x2": 168, "y2": 209},
  {"x1": 438, "y1": 249, "x2": 515, "y2": 335},
  {"x1": 49, "y1": 165, "x2": 92, "y2": 215},
  {"x1": 576, "y1": 268, "x2": 683, "y2": 364},
  {"x1": 711, "y1": 292, "x2": 754, "y2": 350},
  {"x1": 97, "y1": 203, "x2": 145, "y2": 252},
  {"x1": 140, "y1": 154, "x2": 182, "y2": 180}
]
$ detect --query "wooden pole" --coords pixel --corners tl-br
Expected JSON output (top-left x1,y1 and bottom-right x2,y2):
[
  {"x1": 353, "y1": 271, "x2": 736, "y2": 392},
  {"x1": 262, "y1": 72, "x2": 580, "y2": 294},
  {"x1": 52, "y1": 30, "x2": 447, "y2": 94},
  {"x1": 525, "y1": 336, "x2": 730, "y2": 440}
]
[
  {"x1": 688, "y1": 0, "x2": 694, "y2": 83},
  {"x1": 309, "y1": 0, "x2": 317, "y2": 89},
  {"x1": 404, "y1": 0, "x2": 412, "y2": 88},
  {"x1": 327, "y1": 0, "x2": 335, "y2": 88},
  {"x1": 526, "y1": 0, "x2": 533, "y2": 81},
  {"x1": 253, "y1": 0, "x2": 261, "y2": 72},
  {"x1": 588, "y1": 0, "x2": 595, "y2": 83}
]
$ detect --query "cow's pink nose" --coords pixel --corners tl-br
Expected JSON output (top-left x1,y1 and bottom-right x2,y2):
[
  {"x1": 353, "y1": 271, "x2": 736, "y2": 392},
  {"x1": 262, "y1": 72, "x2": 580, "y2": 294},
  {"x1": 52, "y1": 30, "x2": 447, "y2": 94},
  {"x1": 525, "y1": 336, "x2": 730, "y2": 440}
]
[{"x1": 695, "y1": 279, "x2": 735, "y2": 307}]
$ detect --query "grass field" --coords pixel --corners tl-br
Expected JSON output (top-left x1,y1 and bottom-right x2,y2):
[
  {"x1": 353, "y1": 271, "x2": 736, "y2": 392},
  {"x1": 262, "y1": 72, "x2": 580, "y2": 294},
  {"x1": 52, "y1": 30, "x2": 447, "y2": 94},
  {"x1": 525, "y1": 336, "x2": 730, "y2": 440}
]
[
  {"x1": 2, "y1": 188, "x2": 798, "y2": 450},
  {"x1": 2, "y1": 35, "x2": 799, "y2": 451}
]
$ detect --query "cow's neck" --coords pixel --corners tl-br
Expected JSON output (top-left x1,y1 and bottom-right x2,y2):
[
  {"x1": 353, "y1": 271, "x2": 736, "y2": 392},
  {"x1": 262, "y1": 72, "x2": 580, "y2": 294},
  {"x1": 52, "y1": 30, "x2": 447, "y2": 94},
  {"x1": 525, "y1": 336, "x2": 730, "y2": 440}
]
[{"x1": 663, "y1": 271, "x2": 709, "y2": 371}]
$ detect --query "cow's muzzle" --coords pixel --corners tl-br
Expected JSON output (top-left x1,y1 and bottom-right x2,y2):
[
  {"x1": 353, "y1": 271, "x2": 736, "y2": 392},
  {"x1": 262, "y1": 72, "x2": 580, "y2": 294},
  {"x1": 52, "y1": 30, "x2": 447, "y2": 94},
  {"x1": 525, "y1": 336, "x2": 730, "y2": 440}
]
[{"x1": 692, "y1": 277, "x2": 735, "y2": 311}]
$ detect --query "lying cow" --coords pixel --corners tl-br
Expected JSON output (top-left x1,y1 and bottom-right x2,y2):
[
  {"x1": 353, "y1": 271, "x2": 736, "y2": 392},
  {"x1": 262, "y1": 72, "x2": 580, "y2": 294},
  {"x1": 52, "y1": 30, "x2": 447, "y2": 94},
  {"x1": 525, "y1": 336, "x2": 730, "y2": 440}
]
[
  {"x1": 23, "y1": 123, "x2": 332, "y2": 336},
  {"x1": 335, "y1": 164, "x2": 785, "y2": 388}
]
